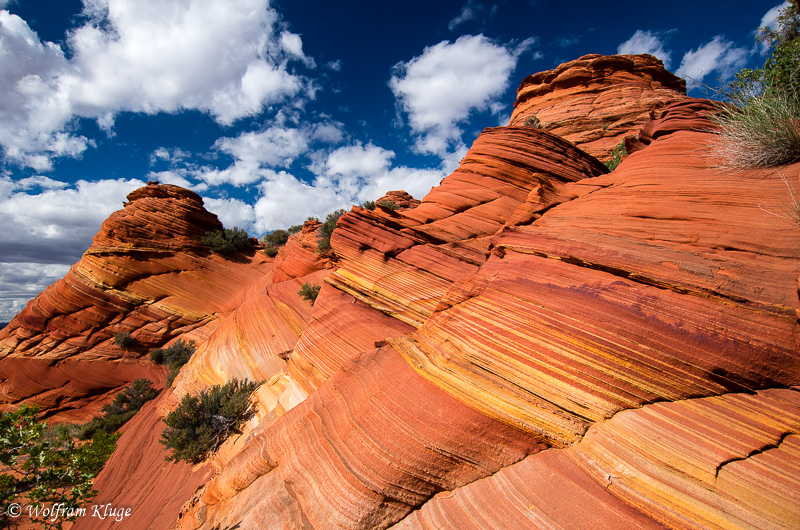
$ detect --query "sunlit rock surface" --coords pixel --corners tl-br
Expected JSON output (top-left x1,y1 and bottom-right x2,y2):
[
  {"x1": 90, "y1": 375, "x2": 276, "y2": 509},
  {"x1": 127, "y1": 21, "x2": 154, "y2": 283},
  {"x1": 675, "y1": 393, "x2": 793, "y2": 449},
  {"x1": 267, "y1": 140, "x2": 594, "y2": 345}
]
[
  {"x1": 509, "y1": 53, "x2": 688, "y2": 160},
  {"x1": 176, "y1": 98, "x2": 799, "y2": 527},
  {"x1": 2, "y1": 55, "x2": 799, "y2": 529},
  {"x1": 396, "y1": 389, "x2": 800, "y2": 529},
  {"x1": 0, "y1": 183, "x2": 272, "y2": 417}
]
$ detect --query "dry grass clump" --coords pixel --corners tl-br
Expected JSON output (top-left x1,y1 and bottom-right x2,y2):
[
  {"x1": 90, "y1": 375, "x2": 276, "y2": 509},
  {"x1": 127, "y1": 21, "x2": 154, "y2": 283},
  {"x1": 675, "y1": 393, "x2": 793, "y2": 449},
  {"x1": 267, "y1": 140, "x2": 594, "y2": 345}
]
[{"x1": 711, "y1": 87, "x2": 800, "y2": 169}]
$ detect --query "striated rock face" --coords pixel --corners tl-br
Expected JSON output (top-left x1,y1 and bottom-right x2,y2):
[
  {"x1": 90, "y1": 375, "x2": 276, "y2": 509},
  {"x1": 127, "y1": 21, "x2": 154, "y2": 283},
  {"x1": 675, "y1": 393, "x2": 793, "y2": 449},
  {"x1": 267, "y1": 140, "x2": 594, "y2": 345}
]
[
  {"x1": 177, "y1": 95, "x2": 798, "y2": 527},
  {"x1": 0, "y1": 183, "x2": 273, "y2": 417},
  {"x1": 396, "y1": 389, "x2": 800, "y2": 529},
  {"x1": 3, "y1": 55, "x2": 800, "y2": 530},
  {"x1": 509, "y1": 53, "x2": 688, "y2": 160}
]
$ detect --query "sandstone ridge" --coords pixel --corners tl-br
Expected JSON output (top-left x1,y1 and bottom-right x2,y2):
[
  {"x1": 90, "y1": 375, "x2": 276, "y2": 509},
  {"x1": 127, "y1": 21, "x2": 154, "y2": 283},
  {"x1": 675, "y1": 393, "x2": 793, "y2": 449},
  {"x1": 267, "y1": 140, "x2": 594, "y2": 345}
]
[{"x1": 1, "y1": 55, "x2": 799, "y2": 529}]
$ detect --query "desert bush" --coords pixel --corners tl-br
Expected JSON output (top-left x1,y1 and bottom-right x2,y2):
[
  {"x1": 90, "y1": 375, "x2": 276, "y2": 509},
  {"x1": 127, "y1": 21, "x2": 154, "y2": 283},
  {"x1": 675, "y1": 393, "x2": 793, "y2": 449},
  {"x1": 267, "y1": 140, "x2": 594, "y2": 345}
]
[
  {"x1": 201, "y1": 227, "x2": 252, "y2": 255},
  {"x1": 262, "y1": 229, "x2": 289, "y2": 248},
  {"x1": 160, "y1": 379, "x2": 262, "y2": 464},
  {"x1": 298, "y1": 282, "x2": 321, "y2": 305},
  {"x1": 43, "y1": 422, "x2": 82, "y2": 444},
  {"x1": 113, "y1": 331, "x2": 134, "y2": 348},
  {"x1": 605, "y1": 142, "x2": 628, "y2": 171},
  {"x1": 262, "y1": 228, "x2": 295, "y2": 258},
  {"x1": 150, "y1": 339, "x2": 196, "y2": 387},
  {"x1": 361, "y1": 200, "x2": 376, "y2": 210},
  {"x1": 79, "y1": 379, "x2": 158, "y2": 440},
  {"x1": 317, "y1": 209, "x2": 346, "y2": 251}
]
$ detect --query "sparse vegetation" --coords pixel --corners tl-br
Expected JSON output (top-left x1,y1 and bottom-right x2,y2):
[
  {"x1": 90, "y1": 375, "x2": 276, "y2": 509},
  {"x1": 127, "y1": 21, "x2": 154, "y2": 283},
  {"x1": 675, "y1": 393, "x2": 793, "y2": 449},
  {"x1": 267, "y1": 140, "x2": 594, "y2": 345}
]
[
  {"x1": 261, "y1": 224, "x2": 303, "y2": 258},
  {"x1": 712, "y1": 2, "x2": 800, "y2": 168},
  {"x1": 262, "y1": 229, "x2": 289, "y2": 258},
  {"x1": 377, "y1": 200, "x2": 398, "y2": 211},
  {"x1": 604, "y1": 141, "x2": 628, "y2": 171},
  {"x1": 201, "y1": 227, "x2": 252, "y2": 255},
  {"x1": 150, "y1": 339, "x2": 196, "y2": 387},
  {"x1": 317, "y1": 209, "x2": 346, "y2": 251},
  {"x1": 0, "y1": 405, "x2": 119, "y2": 529},
  {"x1": 524, "y1": 115, "x2": 544, "y2": 128},
  {"x1": 113, "y1": 331, "x2": 134, "y2": 348},
  {"x1": 262, "y1": 229, "x2": 290, "y2": 248},
  {"x1": 160, "y1": 379, "x2": 262, "y2": 464},
  {"x1": 78, "y1": 379, "x2": 158, "y2": 440},
  {"x1": 361, "y1": 200, "x2": 376, "y2": 210},
  {"x1": 298, "y1": 282, "x2": 321, "y2": 305}
]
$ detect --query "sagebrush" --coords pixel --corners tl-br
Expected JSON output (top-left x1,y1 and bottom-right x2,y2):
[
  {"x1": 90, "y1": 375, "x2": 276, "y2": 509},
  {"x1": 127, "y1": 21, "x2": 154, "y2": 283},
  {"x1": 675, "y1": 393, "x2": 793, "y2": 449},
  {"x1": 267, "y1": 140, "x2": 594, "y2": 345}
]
[
  {"x1": 298, "y1": 282, "x2": 321, "y2": 305},
  {"x1": 201, "y1": 227, "x2": 252, "y2": 255},
  {"x1": 160, "y1": 379, "x2": 261, "y2": 464},
  {"x1": 317, "y1": 209, "x2": 346, "y2": 251},
  {"x1": 150, "y1": 339, "x2": 196, "y2": 387},
  {"x1": 79, "y1": 379, "x2": 158, "y2": 440}
]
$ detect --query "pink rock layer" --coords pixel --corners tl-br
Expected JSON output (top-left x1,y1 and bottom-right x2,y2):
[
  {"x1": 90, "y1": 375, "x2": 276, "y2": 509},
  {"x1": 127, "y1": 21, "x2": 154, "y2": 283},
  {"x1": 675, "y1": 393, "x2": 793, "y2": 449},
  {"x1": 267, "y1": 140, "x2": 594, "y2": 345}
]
[{"x1": 509, "y1": 53, "x2": 688, "y2": 160}]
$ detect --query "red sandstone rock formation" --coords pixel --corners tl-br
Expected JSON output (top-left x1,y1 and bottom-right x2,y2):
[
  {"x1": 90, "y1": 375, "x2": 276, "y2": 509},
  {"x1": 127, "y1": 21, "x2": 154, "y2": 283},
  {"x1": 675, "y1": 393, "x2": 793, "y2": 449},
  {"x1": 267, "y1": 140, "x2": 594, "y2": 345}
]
[
  {"x1": 174, "y1": 99, "x2": 799, "y2": 527},
  {"x1": 2, "y1": 55, "x2": 799, "y2": 529},
  {"x1": 0, "y1": 183, "x2": 272, "y2": 417},
  {"x1": 509, "y1": 53, "x2": 688, "y2": 160}
]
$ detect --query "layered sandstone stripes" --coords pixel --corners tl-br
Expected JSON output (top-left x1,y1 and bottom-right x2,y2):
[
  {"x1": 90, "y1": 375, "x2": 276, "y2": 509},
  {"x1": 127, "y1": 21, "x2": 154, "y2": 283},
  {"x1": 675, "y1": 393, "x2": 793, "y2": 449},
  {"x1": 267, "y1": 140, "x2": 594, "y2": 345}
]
[
  {"x1": 396, "y1": 389, "x2": 800, "y2": 529},
  {"x1": 509, "y1": 54, "x2": 688, "y2": 160},
  {"x1": 2, "y1": 54, "x2": 798, "y2": 529}
]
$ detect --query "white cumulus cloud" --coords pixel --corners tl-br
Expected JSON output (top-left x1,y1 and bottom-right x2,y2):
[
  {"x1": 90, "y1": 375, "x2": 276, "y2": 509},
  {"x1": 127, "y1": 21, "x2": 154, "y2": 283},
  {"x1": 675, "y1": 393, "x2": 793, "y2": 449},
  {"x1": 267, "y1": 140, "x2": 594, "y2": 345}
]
[
  {"x1": 676, "y1": 35, "x2": 749, "y2": 86},
  {"x1": 251, "y1": 143, "x2": 446, "y2": 233},
  {"x1": 0, "y1": 0, "x2": 315, "y2": 170},
  {"x1": 389, "y1": 34, "x2": 534, "y2": 157},
  {"x1": 617, "y1": 30, "x2": 673, "y2": 69}
]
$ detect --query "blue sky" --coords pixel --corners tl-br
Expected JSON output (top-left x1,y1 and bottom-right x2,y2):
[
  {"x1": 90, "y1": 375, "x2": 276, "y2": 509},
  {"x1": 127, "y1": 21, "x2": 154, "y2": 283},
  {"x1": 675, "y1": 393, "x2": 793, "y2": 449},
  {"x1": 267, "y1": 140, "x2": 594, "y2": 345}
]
[{"x1": 0, "y1": 0, "x2": 787, "y2": 320}]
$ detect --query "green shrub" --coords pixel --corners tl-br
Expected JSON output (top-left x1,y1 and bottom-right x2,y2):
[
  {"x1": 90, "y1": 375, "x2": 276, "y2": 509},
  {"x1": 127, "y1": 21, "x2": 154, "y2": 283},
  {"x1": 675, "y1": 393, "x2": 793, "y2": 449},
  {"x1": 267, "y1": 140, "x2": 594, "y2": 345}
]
[
  {"x1": 298, "y1": 282, "x2": 321, "y2": 305},
  {"x1": 317, "y1": 209, "x2": 346, "y2": 251},
  {"x1": 0, "y1": 406, "x2": 119, "y2": 529},
  {"x1": 79, "y1": 379, "x2": 159, "y2": 440},
  {"x1": 113, "y1": 331, "x2": 134, "y2": 348},
  {"x1": 160, "y1": 379, "x2": 262, "y2": 464},
  {"x1": 201, "y1": 227, "x2": 252, "y2": 255},
  {"x1": 604, "y1": 142, "x2": 628, "y2": 171},
  {"x1": 150, "y1": 339, "x2": 196, "y2": 387},
  {"x1": 262, "y1": 228, "x2": 291, "y2": 258},
  {"x1": 361, "y1": 200, "x2": 376, "y2": 210},
  {"x1": 262, "y1": 229, "x2": 289, "y2": 247},
  {"x1": 287, "y1": 224, "x2": 303, "y2": 234}
]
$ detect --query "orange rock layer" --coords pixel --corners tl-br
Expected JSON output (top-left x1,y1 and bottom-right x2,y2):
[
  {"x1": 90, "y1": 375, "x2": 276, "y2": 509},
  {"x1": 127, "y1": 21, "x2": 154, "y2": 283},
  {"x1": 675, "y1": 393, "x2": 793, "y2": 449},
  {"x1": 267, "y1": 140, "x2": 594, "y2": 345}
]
[
  {"x1": 396, "y1": 389, "x2": 800, "y2": 529},
  {"x1": 509, "y1": 54, "x2": 688, "y2": 160},
  {"x1": 1, "y1": 55, "x2": 799, "y2": 529}
]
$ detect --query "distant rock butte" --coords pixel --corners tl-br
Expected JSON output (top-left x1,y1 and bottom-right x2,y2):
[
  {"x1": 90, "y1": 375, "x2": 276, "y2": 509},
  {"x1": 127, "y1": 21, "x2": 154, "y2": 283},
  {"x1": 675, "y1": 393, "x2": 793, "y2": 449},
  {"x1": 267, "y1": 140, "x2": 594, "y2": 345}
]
[
  {"x1": 2, "y1": 55, "x2": 800, "y2": 529},
  {"x1": 509, "y1": 53, "x2": 688, "y2": 160}
]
